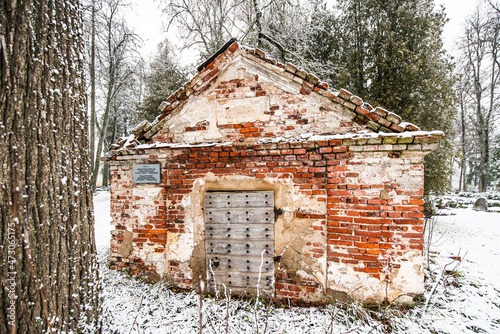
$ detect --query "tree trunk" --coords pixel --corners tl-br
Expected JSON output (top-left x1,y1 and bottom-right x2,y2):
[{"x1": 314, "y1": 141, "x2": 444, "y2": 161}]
[
  {"x1": 91, "y1": 2, "x2": 120, "y2": 191},
  {"x1": 102, "y1": 162, "x2": 110, "y2": 188},
  {"x1": 253, "y1": 0, "x2": 263, "y2": 48},
  {"x1": 0, "y1": 1, "x2": 98, "y2": 333},
  {"x1": 352, "y1": 0, "x2": 367, "y2": 97},
  {"x1": 477, "y1": 124, "x2": 487, "y2": 192},
  {"x1": 102, "y1": 115, "x2": 118, "y2": 188},
  {"x1": 91, "y1": 81, "x2": 112, "y2": 190},
  {"x1": 481, "y1": 127, "x2": 490, "y2": 192},
  {"x1": 90, "y1": 0, "x2": 97, "y2": 179},
  {"x1": 476, "y1": 87, "x2": 488, "y2": 191},
  {"x1": 459, "y1": 84, "x2": 467, "y2": 192}
]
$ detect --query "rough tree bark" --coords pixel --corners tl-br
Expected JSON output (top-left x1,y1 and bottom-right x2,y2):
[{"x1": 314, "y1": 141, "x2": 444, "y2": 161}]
[{"x1": 0, "y1": 1, "x2": 98, "y2": 333}]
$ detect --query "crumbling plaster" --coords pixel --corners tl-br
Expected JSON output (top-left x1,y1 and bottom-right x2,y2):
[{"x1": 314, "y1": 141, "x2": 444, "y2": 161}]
[
  {"x1": 326, "y1": 250, "x2": 425, "y2": 304},
  {"x1": 105, "y1": 41, "x2": 442, "y2": 304},
  {"x1": 325, "y1": 150, "x2": 427, "y2": 303},
  {"x1": 108, "y1": 159, "x2": 169, "y2": 276}
]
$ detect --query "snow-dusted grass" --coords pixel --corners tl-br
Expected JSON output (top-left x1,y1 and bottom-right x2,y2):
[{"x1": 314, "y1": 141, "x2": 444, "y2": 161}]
[
  {"x1": 434, "y1": 192, "x2": 500, "y2": 211},
  {"x1": 94, "y1": 191, "x2": 500, "y2": 333}
]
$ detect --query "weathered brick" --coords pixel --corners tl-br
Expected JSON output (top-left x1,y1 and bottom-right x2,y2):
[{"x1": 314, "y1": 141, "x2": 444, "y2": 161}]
[{"x1": 107, "y1": 46, "x2": 437, "y2": 305}]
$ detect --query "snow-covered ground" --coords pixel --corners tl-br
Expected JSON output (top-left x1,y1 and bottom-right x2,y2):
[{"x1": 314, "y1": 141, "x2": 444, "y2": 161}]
[
  {"x1": 94, "y1": 191, "x2": 112, "y2": 250},
  {"x1": 94, "y1": 191, "x2": 500, "y2": 333}
]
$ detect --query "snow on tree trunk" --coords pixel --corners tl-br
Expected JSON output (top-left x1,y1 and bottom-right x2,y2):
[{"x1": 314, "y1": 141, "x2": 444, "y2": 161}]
[{"x1": 0, "y1": 1, "x2": 98, "y2": 332}]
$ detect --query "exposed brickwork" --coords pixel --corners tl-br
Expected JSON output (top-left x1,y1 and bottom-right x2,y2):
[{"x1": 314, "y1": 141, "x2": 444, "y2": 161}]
[
  {"x1": 325, "y1": 152, "x2": 425, "y2": 280},
  {"x1": 104, "y1": 39, "x2": 443, "y2": 304},
  {"x1": 109, "y1": 162, "x2": 168, "y2": 279},
  {"x1": 108, "y1": 138, "x2": 430, "y2": 303},
  {"x1": 275, "y1": 270, "x2": 323, "y2": 304}
]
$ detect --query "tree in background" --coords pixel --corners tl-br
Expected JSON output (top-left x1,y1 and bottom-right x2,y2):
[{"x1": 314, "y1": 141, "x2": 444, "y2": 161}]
[
  {"x1": 456, "y1": 1, "x2": 500, "y2": 192},
  {"x1": 83, "y1": 0, "x2": 100, "y2": 177},
  {"x1": 490, "y1": 135, "x2": 500, "y2": 187},
  {"x1": 457, "y1": 73, "x2": 471, "y2": 192},
  {"x1": 85, "y1": 0, "x2": 143, "y2": 190},
  {"x1": 162, "y1": 0, "x2": 456, "y2": 195},
  {"x1": 261, "y1": 0, "x2": 456, "y2": 195},
  {"x1": 162, "y1": 0, "x2": 325, "y2": 70},
  {"x1": 163, "y1": 0, "x2": 244, "y2": 60},
  {"x1": 304, "y1": 1, "x2": 342, "y2": 85},
  {"x1": 331, "y1": 0, "x2": 456, "y2": 196},
  {"x1": 138, "y1": 40, "x2": 187, "y2": 122},
  {"x1": 0, "y1": 0, "x2": 98, "y2": 332},
  {"x1": 253, "y1": 0, "x2": 337, "y2": 78}
]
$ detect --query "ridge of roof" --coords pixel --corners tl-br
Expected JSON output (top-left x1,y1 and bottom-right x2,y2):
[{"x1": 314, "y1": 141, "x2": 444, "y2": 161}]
[
  {"x1": 196, "y1": 37, "x2": 237, "y2": 72},
  {"x1": 105, "y1": 39, "x2": 434, "y2": 159}
]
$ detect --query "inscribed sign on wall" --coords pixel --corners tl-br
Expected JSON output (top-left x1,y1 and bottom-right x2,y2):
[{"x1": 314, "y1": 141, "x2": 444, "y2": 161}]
[{"x1": 133, "y1": 164, "x2": 161, "y2": 184}]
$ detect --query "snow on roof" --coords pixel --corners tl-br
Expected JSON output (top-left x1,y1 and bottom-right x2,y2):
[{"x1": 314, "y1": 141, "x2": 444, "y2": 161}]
[
  {"x1": 103, "y1": 130, "x2": 444, "y2": 159},
  {"x1": 399, "y1": 122, "x2": 421, "y2": 131},
  {"x1": 257, "y1": 130, "x2": 444, "y2": 144}
]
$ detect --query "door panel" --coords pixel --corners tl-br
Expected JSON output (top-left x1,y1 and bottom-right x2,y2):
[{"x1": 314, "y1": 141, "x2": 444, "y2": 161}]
[{"x1": 204, "y1": 191, "x2": 275, "y2": 294}]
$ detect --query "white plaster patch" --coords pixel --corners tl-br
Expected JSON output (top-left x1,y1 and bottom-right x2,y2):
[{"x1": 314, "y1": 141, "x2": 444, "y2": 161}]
[
  {"x1": 135, "y1": 244, "x2": 165, "y2": 274},
  {"x1": 168, "y1": 233, "x2": 194, "y2": 263},
  {"x1": 264, "y1": 176, "x2": 326, "y2": 214},
  {"x1": 132, "y1": 186, "x2": 162, "y2": 199},
  {"x1": 327, "y1": 261, "x2": 383, "y2": 302},
  {"x1": 327, "y1": 249, "x2": 425, "y2": 303},
  {"x1": 390, "y1": 251, "x2": 425, "y2": 296},
  {"x1": 314, "y1": 271, "x2": 326, "y2": 290},
  {"x1": 132, "y1": 187, "x2": 162, "y2": 225},
  {"x1": 165, "y1": 96, "x2": 222, "y2": 142},
  {"x1": 296, "y1": 270, "x2": 315, "y2": 280},
  {"x1": 181, "y1": 194, "x2": 191, "y2": 209},
  {"x1": 217, "y1": 96, "x2": 270, "y2": 124}
]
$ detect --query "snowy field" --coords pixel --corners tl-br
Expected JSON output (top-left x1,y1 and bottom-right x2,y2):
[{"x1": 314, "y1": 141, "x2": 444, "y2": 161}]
[{"x1": 94, "y1": 191, "x2": 500, "y2": 333}]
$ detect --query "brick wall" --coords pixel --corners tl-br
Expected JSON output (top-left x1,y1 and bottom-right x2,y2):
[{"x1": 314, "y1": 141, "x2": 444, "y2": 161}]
[
  {"x1": 108, "y1": 137, "x2": 430, "y2": 303},
  {"x1": 109, "y1": 159, "x2": 168, "y2": 280}
]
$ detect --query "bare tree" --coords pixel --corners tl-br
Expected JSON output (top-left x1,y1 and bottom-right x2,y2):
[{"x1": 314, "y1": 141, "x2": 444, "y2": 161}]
[
  {"x1": 162, "y1": 0, "x2": 330, "y2": 77},
  {"x1": 458, "y1": 3, "x2": 500, "y2": 191},
  {"x1": 0, "y1": 0, "x2": 98, "y2": 332},
  {"x1": 457, "y1": 73, "x2": 470, "y2": 192},
  {"x1": 90, "y1": 0, "x2": 142, "y2": 190},
  {"x1": 163, "y1": 0, "x2": 244, "y2": 59},
  {"x1": 101, "y1": 77, "x2": 143, "y2": 187}
]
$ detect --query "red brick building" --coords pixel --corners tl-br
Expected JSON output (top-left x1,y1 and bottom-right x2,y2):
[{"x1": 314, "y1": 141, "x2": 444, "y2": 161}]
[{"x1": 103, "y1": 40, "x2": 443, "y2": 304}]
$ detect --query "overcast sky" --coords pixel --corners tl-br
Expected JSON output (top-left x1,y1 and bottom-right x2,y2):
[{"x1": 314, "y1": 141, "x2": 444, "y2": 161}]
[
  {"x1": 125, "y1": 0, "x2": 481, "y2": 67},
  {"x1": 436, "y1": 0, "x2": 479, "y2": 55}
]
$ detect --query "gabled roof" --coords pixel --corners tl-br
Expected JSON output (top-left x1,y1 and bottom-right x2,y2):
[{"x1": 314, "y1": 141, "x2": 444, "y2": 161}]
[{"x1": 104, "y1": 39, "x2": 444, "y2": 159}]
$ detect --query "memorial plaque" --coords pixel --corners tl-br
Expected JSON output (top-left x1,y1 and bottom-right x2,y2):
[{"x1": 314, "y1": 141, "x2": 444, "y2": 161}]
[{"x1": 133, "y1": 164, "x2": 161, "y2": 184}]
